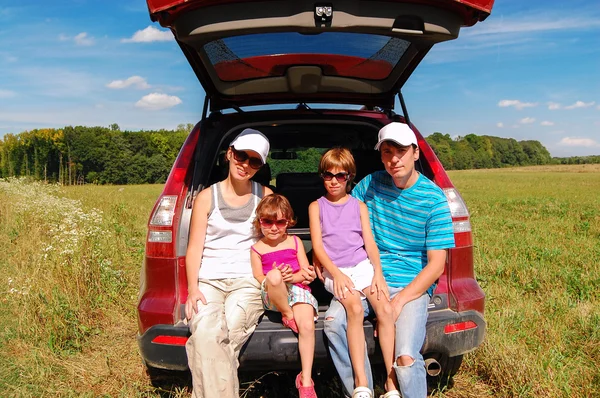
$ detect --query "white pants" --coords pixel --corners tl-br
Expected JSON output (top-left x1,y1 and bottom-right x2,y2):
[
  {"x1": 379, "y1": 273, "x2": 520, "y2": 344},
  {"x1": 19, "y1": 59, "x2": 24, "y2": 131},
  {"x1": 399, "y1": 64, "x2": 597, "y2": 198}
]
[{"x1": 186, "y1": 278, "x2": 263, "y2": 398}]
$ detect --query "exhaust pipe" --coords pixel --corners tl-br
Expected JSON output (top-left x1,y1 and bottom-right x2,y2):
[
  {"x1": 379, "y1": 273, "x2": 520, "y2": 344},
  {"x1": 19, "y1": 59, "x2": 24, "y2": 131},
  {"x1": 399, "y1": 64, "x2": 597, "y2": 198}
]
[{"x1": 424, "y1": 358, "x2": 441, "y2": 377}]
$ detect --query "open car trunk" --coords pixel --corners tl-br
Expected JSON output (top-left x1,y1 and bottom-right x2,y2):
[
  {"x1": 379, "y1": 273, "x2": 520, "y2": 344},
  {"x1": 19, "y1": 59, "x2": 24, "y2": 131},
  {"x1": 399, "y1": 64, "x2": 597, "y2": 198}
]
[{"x1": 145, "y1": 0, "x2": 494, "y2": 111}]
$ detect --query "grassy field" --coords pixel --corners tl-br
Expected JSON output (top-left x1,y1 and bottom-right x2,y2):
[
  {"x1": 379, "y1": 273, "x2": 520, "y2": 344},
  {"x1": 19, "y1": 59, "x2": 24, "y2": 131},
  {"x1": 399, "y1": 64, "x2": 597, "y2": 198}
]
[{"x1": 0, "y1": 164, "x2": 598, "y2": 397}]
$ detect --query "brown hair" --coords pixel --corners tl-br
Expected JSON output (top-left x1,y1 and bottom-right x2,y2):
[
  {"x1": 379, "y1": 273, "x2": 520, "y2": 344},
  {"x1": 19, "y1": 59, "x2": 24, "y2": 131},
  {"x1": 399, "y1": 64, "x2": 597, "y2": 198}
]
[
  {"x1": 253, "y1": 194, "x2": 297, "y2": 232},
  {"x1": 318, "y1": 147, "x2": 356, "y2": 192}
]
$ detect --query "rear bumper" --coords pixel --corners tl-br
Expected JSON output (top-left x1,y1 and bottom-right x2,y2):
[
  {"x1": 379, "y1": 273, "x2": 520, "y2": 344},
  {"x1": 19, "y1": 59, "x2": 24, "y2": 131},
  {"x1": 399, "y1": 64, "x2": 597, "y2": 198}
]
[{"x1": 138, "y1": 308, "x2": 485, "y2": 371}]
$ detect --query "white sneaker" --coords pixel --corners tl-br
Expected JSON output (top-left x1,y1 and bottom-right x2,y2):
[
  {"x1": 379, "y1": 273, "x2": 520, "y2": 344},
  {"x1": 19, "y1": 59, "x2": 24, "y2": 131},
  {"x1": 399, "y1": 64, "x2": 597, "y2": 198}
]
[
  {"x1": 352, "y1": 387, "x2": 373, "y2": 398},
  {"x1": 379, "y1": 390, "x2": 401, "y2": 398}
]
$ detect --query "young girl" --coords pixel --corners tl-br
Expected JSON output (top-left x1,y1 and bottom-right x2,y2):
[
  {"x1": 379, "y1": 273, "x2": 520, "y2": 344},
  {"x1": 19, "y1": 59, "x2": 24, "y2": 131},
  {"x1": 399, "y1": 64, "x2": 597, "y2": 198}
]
[
  {"x1": 251, "y1": 194, "x2": 319, "y2": 398},
  {"x1": 308, "y1": 148, "x2": 398, "y2": 398}
]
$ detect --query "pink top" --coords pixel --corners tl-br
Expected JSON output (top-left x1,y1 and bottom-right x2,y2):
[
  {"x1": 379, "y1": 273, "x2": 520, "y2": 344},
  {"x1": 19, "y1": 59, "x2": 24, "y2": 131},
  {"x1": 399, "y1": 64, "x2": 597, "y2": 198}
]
[{"x1": 252, "y1": 236, "x2": 310, "y2": 291}]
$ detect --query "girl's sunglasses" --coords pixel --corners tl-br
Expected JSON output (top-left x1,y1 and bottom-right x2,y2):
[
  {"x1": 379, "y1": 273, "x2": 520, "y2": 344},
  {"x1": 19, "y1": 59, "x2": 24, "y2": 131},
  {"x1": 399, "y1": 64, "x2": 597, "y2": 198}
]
[
  {"x1": 231, "y1": 148, "x2": 263, "y2": 170},
  {"x1": 259, "y1": 218, "x2": 288, "y2": 228},
  {"x1": 321, "y1": 171, "x2": 350, "y2": 182}
]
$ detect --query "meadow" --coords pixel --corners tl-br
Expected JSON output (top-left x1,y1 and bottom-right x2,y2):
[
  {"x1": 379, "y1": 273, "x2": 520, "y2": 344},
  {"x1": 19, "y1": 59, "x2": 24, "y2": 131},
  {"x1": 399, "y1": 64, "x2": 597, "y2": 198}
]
[{"x1": 0, "y1": 164, "x2": 598, "y2": 397}]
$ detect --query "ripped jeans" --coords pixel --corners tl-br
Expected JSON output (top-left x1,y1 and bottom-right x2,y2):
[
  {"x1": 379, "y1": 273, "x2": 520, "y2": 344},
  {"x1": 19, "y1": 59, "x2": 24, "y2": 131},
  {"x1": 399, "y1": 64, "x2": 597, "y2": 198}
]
[
  {"x1": 324, "y1": 288, "x2": 429, "y2": 398},
  {"x1": 186, "y1": 278, "x2": 263, "y2": 398}
]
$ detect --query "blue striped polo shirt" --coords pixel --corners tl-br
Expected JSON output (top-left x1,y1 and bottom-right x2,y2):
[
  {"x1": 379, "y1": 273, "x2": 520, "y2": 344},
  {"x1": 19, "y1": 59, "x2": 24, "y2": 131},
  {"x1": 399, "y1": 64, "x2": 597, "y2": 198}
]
[{"x1": 352, "y1": 171, "x2": 455, "y2": 292}]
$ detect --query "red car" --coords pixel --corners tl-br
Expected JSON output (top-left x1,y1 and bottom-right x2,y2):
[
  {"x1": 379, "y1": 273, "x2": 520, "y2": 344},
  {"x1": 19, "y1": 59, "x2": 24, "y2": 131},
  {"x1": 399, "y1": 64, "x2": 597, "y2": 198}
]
[{"x1": 137, "y1": 0, "x2": 494, "y2": 385}]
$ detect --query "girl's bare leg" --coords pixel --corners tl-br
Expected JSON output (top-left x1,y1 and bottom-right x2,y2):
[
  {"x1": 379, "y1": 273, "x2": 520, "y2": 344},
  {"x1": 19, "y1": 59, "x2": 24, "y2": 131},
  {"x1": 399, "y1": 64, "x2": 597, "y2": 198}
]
[
  {"x1": 264, "y1": 269, "x2": 293, "y2": 319},
  {"x1": 293, "y1": 303, "x2": 316, "y2": 386},
  {"x1": 364, "y1": 289, "x2": 398, "y2": 391},
  {"x1": 339, "y1": 293, "x2": 369, "y2": 388}
]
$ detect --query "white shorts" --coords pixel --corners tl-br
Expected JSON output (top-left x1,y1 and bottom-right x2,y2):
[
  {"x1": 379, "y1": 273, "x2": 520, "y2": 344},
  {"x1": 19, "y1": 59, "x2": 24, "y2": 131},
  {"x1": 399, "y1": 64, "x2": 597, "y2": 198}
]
[{"x1": 322, "y1": 258, "x2": 375, "y2": 301}]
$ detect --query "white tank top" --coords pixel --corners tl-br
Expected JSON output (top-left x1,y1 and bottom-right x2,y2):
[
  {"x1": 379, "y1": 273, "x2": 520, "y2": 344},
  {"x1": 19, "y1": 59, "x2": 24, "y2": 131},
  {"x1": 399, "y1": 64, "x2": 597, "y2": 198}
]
[{"x1": 198, "y1": 181, "x2": 260, "y2": 279}]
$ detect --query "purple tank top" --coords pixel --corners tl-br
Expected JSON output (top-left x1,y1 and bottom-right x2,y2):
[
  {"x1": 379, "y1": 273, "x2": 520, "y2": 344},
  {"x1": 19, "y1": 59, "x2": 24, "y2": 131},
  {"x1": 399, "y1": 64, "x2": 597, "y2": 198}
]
[
  {"x1": 252, "y1": 236, "x2": 310, "y2": 291},
  {"x1": 318, "y1": 196, "x2": 368, "y2": 268}
]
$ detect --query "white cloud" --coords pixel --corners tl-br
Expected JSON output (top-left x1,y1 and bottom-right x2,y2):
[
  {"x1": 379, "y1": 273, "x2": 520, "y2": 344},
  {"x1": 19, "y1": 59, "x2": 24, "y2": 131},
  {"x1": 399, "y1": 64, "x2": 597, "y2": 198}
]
[
  {"x1": 565, "y1": 101, "x2": 595, "y2": 110},
  {"x1": 548, "y1": 102, "x2": 562, "y2": 110},
  {"x1": 135, "y1": 93, "x2": 182, "y2": 110},
  {"x1": 74, "y1": 32, "x2": 94, "y2": 46},
  {"x1": 0, "y1": 89, "x2": 16, "y2": 98},
  {"x1": 465, "y1": 17, "x2": 600, "y2": 37},
  {"x1": 540, "y1": 121, "x2": 554, "y2": 126},
  {"x1": 122, "y1": 26, "x2": 172, "y2": 43},
  {"x1": 560, "y1": 137, "x2": 599, "y2": 147},
  {"x1": 496, "y1": 122, "x2": 504, "y2": 128},
  {"x1": 498, "y1": 100, "x2": 538, "y2": 110},
  {"x1": 106, "y1": 76, "x2": 151, "y2": 90},
  {"x1": 520, "y1": 117, "x2": 536, "y2": 124},
  {"x1": 58, "y1": 32, "x2": 95, "y2": 46}
]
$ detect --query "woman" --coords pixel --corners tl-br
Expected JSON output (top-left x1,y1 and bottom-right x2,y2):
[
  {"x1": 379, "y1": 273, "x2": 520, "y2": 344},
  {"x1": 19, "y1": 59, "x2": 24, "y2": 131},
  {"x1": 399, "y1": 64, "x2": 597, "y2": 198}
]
[{"x1": 184, "y1": 128, "x2": 274, "y2": 398}]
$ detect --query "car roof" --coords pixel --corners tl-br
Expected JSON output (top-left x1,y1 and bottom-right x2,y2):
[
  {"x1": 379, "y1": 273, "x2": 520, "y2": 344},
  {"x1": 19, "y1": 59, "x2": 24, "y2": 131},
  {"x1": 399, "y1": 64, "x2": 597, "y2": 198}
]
[{"x1": 146, "y1": 0, "x2": 495, "y2": 111}]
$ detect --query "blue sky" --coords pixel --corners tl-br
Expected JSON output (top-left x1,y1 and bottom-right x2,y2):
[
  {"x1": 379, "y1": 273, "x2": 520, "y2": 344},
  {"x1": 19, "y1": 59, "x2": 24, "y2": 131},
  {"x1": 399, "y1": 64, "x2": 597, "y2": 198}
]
[{"x1": 0, "y1": 0, "x2": 598, "y2": 157}]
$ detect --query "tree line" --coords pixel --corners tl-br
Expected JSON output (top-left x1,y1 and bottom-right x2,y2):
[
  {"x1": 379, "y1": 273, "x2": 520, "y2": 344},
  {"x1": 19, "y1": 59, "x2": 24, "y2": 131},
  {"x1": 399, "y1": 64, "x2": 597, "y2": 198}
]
[
  {"x1": 1, "y1": 126, "x2": 598, "y2": 185},
  {"x1": 426, "y1": 133, "x2": 600, "y2": 169},
  {"x1": 0, "y1": 124, "x2": 191, "y2": 185}
]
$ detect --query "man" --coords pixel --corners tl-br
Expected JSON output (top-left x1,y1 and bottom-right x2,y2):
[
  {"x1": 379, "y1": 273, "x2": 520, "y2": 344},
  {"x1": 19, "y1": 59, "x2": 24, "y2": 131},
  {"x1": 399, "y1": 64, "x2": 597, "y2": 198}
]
[{"x1": 322, "y1": 122, "x2": 455, "y2": 398}]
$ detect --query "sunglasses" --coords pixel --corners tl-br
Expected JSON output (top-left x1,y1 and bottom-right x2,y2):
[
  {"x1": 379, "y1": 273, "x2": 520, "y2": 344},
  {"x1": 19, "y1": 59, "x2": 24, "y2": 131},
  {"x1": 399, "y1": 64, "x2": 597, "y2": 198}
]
[
  {"x1": 321, "y1": 171, "x2": 350, "y2": 182},
  {"x1": 259, "y1": 218, "x2": 288, "y2": 228},
  {"x1": 231, "y1": 148, "x2": 263, "y2": 170}
]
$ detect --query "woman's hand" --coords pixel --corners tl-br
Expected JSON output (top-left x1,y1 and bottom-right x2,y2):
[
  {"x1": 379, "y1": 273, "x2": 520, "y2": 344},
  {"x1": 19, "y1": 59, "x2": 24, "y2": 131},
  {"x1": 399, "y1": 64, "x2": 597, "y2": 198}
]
[
  {"x1": 185, "y1": 288, "x2": 207, "y2": 320},
  {"x1": 333, "y1": 271, "x2": 355, "y2": 300},
  {"x1": 370, "y1": 272, "x2": 390, "y2": 301}
]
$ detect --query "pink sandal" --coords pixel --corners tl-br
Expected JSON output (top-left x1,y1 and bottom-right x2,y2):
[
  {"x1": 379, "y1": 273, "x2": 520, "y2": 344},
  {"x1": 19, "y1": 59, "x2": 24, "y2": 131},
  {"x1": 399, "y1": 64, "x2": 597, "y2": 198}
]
[
  {"x1": 282, "y1": 316, "x2": 299, "y2": 333},
  {"x1": 295, "y1": 372, "x2": 317, "y2": 398}
]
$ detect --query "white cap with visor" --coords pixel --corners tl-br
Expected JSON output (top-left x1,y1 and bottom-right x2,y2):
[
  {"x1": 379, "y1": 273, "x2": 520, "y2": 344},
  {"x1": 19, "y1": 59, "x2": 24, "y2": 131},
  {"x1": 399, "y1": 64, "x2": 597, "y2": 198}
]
[
  {"x1": 374, "y1": 122, "x2": 418, "y2": 150},
  {"x1": 230, "y1": 128, "x2": 270, "y2": 163}
]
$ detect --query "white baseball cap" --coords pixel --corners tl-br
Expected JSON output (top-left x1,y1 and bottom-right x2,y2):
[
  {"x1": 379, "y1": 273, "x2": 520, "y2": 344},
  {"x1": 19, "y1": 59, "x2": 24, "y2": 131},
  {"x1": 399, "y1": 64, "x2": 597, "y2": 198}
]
[
  {"x1": 374, "y1": 122, "x2": 418, "y2": 150},
  {"x1": 230, "y1": 128, "x2": 270, "y2": 163}
]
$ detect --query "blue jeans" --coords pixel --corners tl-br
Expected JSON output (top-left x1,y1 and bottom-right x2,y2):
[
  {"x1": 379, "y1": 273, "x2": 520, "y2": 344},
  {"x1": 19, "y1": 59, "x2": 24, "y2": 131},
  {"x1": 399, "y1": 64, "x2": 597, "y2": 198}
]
[{"x1": 324, "y1": 289, "x2": 430, "y2": 398}]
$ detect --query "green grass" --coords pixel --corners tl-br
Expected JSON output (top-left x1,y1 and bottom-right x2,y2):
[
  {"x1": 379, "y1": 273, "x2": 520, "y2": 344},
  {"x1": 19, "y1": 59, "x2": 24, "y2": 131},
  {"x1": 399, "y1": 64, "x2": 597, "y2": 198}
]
[{"x1": 1, "y1": 165, "x2": 599, "y2": 397}]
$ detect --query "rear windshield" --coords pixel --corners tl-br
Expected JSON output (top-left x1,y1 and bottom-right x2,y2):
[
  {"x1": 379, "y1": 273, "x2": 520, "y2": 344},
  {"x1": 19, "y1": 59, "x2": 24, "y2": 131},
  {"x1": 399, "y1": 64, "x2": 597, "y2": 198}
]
[{"x1": 204, "y1": 32, "x2": 411, "y2": 82}]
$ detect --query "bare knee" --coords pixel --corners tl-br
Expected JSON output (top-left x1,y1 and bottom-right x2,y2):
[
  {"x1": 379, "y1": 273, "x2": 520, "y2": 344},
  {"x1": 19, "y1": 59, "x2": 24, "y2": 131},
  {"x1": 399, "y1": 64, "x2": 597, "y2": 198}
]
[
  {"x1": 396, "y1": 355, "x2": 415, "y2": 367},
  {"x1": 346, "y1": 302, "x2": 364, "y2": 319},
  {"x1": 297, "y1": 318, "x2": 315, "y2": 335},
  {"x1": 265, "y1": 269, "x2": 283, "y2": 286}
]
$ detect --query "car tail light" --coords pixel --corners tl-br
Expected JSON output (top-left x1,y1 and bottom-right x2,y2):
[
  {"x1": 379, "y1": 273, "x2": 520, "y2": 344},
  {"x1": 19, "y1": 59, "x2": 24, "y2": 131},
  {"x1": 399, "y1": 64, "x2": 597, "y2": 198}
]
[
  {"x1": 443, "y1": 188, "x2": 469, "y2": 218},
  {"x1": 444, "y1": 320, "x2": 477, "y2": 334},
  {"x1": 443, "y1": 188, "x2": 472, "y2": 234},
  {"x1": 150, "y1": 195, "x2": 178, "y2": 226}
]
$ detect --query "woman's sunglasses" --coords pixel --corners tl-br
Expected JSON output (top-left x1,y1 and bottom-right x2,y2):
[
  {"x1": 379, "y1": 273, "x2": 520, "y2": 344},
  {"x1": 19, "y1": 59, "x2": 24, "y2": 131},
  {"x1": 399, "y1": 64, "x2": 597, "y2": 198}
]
[
  {"x1": 259, "y1": 218, "x2": 288, "y2": 228},
  {"x1": 320, "y1": 171, "x2": 350, "y2": 182},
  {"x1": 231, "y1": 148, "x2": 263, "y2": 170}
]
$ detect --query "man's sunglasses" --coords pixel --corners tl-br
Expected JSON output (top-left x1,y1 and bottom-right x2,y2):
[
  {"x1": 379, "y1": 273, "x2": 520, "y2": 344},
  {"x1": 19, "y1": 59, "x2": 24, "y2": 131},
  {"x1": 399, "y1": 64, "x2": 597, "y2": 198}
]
[
  {"x1": 320, "y1": 172, "x2": 350, "y2": 182},
  {"x1": 231, "y1": 148, "x2": 263, "y2": 170},
  {"x1": 259, "y1": 218, "x2": 288, "y2": 228}
]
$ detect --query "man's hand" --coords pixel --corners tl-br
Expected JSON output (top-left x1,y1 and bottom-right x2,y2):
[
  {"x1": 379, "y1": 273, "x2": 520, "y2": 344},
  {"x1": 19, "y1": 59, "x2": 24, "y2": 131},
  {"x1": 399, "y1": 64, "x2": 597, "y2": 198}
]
[
  {"x1": 185, "y1": 288, "x2": 207, "y2": 320},
  {"x1": 390, "y1": 291, "x2": 407, "y2": 322},
  {"x1": 370, "y1": 272, "x2": 390, "y2": 301}
]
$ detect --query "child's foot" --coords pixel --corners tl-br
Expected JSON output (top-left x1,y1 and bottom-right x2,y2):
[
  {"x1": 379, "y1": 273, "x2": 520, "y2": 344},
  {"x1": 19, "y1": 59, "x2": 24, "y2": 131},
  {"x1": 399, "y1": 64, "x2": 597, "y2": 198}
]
[
  {"x1": 379, "y1": 390, "x2": 400, "y2": 398},
  {"x1": 282, "y1": 316, "x2": 299, "y2": 333},
  {"x1": 352, "y1": 387, "x2": 372, "y2": 398},
  {"x1": 295, "y1": 372, "x2": 317, "y2": 398}
]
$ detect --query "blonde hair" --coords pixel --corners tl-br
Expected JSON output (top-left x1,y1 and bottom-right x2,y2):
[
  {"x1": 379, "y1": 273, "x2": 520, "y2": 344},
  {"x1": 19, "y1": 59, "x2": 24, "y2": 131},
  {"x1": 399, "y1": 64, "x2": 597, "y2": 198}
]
[
  {"x1": 253, "y1": 194, "x2": 297, "y2": 233},
  {"x1": 318, "y1": 147, "x2": 356, "y2": 192}
]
